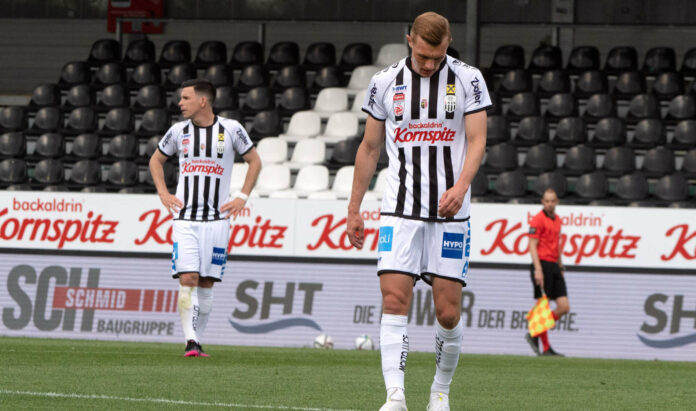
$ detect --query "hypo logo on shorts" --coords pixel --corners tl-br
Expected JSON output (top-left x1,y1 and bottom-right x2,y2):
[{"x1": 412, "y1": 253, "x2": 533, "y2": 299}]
[
  {"x1": 441, "y1": 232, "x2": 464, "y2": 259},
  {"x1": 378, "y1": 226, "x2": 393, "y2": 252},
  {"x1": 211, "y1": 247, "x2": 226, "y2": 265}
]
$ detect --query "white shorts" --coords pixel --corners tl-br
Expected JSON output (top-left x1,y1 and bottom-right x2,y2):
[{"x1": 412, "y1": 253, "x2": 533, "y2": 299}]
[
  {"x1": 171, "y1": 219, "x2": 230, "y2": 282},
  {"x1": 377, "y1": 215, "x2": 471, "y2": 286}
]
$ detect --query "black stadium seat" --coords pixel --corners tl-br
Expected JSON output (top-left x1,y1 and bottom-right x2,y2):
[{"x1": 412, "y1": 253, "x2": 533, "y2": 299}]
[
  {"x1": 64, "y1": 84, "x2": 96, "y2": 108},
  {"x1": 159, "y1": 40, "x2": 191, "y2": 68},
  {"x1": 64, "y1": 107, "x2": 98, "y2": 135},
  {"x1": 339, "y1": 43, "x2": 373, "y2": 71},
  {"x1": 566, "y1": 46, "x2": 600, "y2": 73},
  {"x1": 615, "y1": 173, "x2": 649, "y2": 202},
  {"x1": 278, "y1": 87, "x2": 310, "y2": 115},
  {"x1": 493, "y1": 169, "x2": 528, "y2": 198},
  {"x1": 641, "y1": 146, "x2": 675, "y2": 177},
  {"x1": 100, "y1": 108, "x2": 134, "y2": 136},
  {"x1": 536, "y1": 70, "x2": 571, "y2": 97},
  {"x1": 591, "y1": 117, "x2": 626, "y2": 148},
  {"x1": 626, "y1": 94, "x2": 660, "y2": 123},
  {"x1": 145, "y1": 160, "x2": 176, "y2": 188},
  {"x1": 681, "y1": 47, "x2": 696, "y2": 76},
  {"x1": 602, "y1": 146, "x2": 635, "y2": 177},
  {"x1": 272, "y1": 65, "x2": 307, "y2": 91},
  {"x1": 573, "y1": 171, "x2": 609, "y2": 201},
  {"x1": 213, "y1": 86, "x2": 239, "y2": 112},
  {"x1": 682, "y1": 148, "x2": 696, "y2": 178},
  {"x1": 69, "y1": 159, "x2": 102, "y2": 186},
  {"x1": 145, "y1": 135, "x2": 161, "y2": 158},
  {"x1": 0, "y1": 158, "x2": 28, "y2": 185},
  {"x1": 34, "y1": 133, "x2": 65, "y2": 158},
  {"x1": 0, "y1": 106, "x2": 28, "y2": 132},
  {"x1": 33, "y1": 158, "x2": 65, "y2": 186},
  {"x1": 71, "y1": 133, "x2": 102, "y2": 159},
  {"x1": 0, "y1": 132, "x2": 26, "y2": 158},
  {"x1": 471, "y1": 170, "x2": 488, "y2": 198},
  {"x1": 27, "y1": 107, "x2": 63, "y2": 135},
  {"x1": 582, "y1": 93, "x2": 616, "y2": 123},
  {"x1": 123, "y1": 38, "x2": 156, "y2": 67},
  {"x1": 654, "y1": 173, "x2": 689, "y2": 202},
  {"x1": 574, "y1": 70, "x2": 608, "y2": 98},
  {"x1": 58, "y1": 61, "x2": 91, "y2": 89},
  {"x1": 669, "y1": 120, "x2": 696, "y2": 149},
  {"x1": 303, "y1": 42, "x2": 336, "y2": 70},
  {"x1": 629, "y1": 119, "x2": 665, "y2": 149},
  {"x1": 483, "y1": 142, "x2": 517, "y2": 172},
  {"x1": 496, "y1": 69, "x2": 532, "y2": 97},
  {"x1": 93, "y1": 62, "x2": 128, "y2": 88},
  {"x1": 506, "y1": 92, "x2": 539, "y2": 121},
  {"x1": 642, "y1": 47, "x2": 676, "y2": 74},
  {"x1": 528, "y1": 45, "x2": 562, "y2": 73},
  {"x1": 513, "y1": 116, "x2": 548, "y2": 146},
  {"x1": 652, "y1": 72, "x2": 684, "y2": 100},
  {"x1": 87, "y1": 39, "x2": 121, "y2": 66},
  {"x1": 204, "y1": 64, "x2": 235, "y2": 87},
  {"x1": 242, "y1": 87, "x2": 275, "y2": 115},
  {"x1": 164, "y1": 63, "x2": 196, "y2": 90},
  {"x1": 489, "y1": 45, "x2": 525, "y2": 74},
  {"x1": 664, "y1": 95, "x2": 696, "y2": 125},
  {"x1": 612, "y1": 71, "x2": 647, "y2": 99},
  {"x1": 236, "y1": 64, "x2": 270, "y2": 91},
  {"x1": 534, "y1": 170, "x2": 567, "y2": 197},
  {"x1": 311, "y1": 66, "x2": 346, "y2": 91},
  {"x1": 486, "y1": 115, "x2": 510, "y2": 145},
  {"x1": 561, "y1": 144, "x2": 596, "y2": 176},
  {"x1": 194, "y1": 40, "x2": 227, "y2": 68},
  {"x1": 217, "y1": 109, "x2": 243, "y2": 122},
  {"x1": 136, "y1": 109, "x2": 170, "y2": 137},
  {"x1": 327, "y1": 136, "x2": 360, "y2": 169},
  {"x1": 29, "y1": 83, "x2": 61, "y2": 108},
  {"x1": 248, "y1": 110, "x2": 282, "y2": 140},
  {"x1": 522, "y1": 143, "x2": 556, "y2": 174},
  {"x1": 133, "y1": 85, "x2": 167, "y2": 112},
  {"x1": 107, "y1": 160, "x2": 140, "y2": 187},
  {"x1": 129, "y1": 62, "x2": 162, "y2": 89},
  {"x1": 544, "y1": 93, "x2": 577, "y2": 120},
  {"x1": 604, "y1": 46, "x2": 638, "y2": 74},
  {"x1": 266, "y1": 41, "x2": 300, "y2": 70},
  {"x1": 230, "y1": 41, "x2": 263, "y2": 69},
  {"x1": 97, "y1": 83, "x2": 130, "y2": 111},
  {"x1": 552, "y1": 117, "x2": 587, "y2": 147}
]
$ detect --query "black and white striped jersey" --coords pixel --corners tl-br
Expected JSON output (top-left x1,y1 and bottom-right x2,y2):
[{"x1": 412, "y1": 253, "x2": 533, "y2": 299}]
[
  {"x1": 362, "y1": 55, "x2": 492, "y2": 222},
  {"x1": 157, "y1": 116, "x2": 254, "y2": 221}
]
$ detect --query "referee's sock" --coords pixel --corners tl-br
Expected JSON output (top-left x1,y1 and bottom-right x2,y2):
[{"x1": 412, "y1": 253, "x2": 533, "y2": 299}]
[
  {"x1": 552, "y1": 311, "x2": 560, "y2": 321},
  {"x1": 539, "y1": 330, "x2": 550, "y2": 352}
]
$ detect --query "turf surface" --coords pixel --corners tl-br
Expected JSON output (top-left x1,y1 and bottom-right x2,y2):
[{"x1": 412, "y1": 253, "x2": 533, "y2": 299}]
[{"x1": 0, "y1": 337, "x2": 694, "y2": 410}]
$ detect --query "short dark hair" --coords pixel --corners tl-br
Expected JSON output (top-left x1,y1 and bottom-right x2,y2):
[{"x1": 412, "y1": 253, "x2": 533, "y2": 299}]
[{"x1": 181, "y1": 79, "x2": 216, "y2": 105}]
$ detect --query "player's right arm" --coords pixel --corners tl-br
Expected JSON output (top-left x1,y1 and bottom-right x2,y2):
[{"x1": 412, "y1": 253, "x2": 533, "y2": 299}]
[
  {"x1": 347, "y1": 115, "x2": 385, "y2": 249},
  {"x1": 149, "y1": 149, "x2": 183, "y2": 214}
]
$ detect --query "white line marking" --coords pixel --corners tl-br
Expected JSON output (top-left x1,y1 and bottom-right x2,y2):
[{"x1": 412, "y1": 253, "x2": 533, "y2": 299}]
[{"x1": 0, "y1": 389, "x2": 358, "y2": 411}]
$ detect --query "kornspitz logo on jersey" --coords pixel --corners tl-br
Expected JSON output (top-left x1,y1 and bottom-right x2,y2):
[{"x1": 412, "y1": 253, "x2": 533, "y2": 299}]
[
  {"x1": 227, "y1": 280, "x2": 324, "y2": 334},
  {"x1": 637, "y1": 293, "x2": 696, "y2": 349}
]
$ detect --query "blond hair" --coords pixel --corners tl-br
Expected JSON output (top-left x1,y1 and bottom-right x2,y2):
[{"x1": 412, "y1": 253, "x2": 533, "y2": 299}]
[{"x1": 410, "y1": 12, "x2": 452, "y2": 46}]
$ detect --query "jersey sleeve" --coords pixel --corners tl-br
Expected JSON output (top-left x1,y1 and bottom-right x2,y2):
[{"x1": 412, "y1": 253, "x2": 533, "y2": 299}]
[
  {"x1": 528, "y1": 213, "x2": 543, "y2": 239},
  {"x1": 230, "y1": 122, "x2": 254, "y2": 156},
  {"x1": 361, "y1": 75, "x2": 388, "y2": 121},
  {"x1": 157, "y1": 125, "x2": 179, "y2": 157},
  {"x1": 462, "y1": 68, "x2": 492, "y2": 115}
]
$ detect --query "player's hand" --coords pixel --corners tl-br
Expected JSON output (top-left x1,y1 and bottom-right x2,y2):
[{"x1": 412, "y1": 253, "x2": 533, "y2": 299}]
[
  {"x1": 220, "y1": 198, "x2": 247, "y2": 219},
  {"x1": 559, "y1": 265, "x2": 565, "y2": 277},
  {"x1": 438, "y1": 184, "x2": 468, "y2": 218},
  {"x1": 159, "y1": 192, "x2": 183, "y2": 215},
  {"x1": 346, "y1": 210, "x2": 365, "y2": 249},
  {"x1": 534, "y1": 267, "x2": 544, "y2": 289}
]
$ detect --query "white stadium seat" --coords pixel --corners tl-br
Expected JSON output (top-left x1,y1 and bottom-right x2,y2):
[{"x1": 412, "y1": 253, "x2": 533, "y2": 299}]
[
  {"x1": 268, "y1": 190, "x2": 299, "y2": 199},
  {"x1": 316, "y1": 112, "x2": 359, "y2": 145},
  {"x1": 256, "y1": 137, "x2": 288, "y2": 165},
  {"x1": 284, "y1": 138, "x2": 326, "y2": 170},
  {"x1": 229, "y1": 162, "x2": 248, "y2": 192},
  {"x1": 254, "y1": 163, "x2": 291, "y2": 196},
  {"x1": 278, "y1": 111, "x2": 321, "y2": 143},
  {"x1": 293, "y1": 164, "x2": 329, "y2": 196},
  {"x1": 346, "y1": 65, "x2": 381, "y2": 96},
  {"x1": 312, "y1": 87, "x2": 348, "y2": 119},
  {"x1": 351, "y1": 89, "x2": 368, "y2": 120},
  {"x1": 307, "y1": 191, "x2": 338, "y2": 200},
  {"x1": 376, "y1": 43, "x2": 408, "y2": 67},
  {"x1": 331, "y1": 165, "x2": 354, "y2": 199}
]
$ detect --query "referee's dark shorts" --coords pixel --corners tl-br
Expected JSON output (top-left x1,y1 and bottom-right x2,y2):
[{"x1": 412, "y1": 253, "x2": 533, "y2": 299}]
[{"x1": 531, "y1": 260, "x2": 567, "y2": 300}]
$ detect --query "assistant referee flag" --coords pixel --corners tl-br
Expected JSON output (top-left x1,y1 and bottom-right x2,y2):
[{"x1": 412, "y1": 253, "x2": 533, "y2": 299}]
[{"x1": 526, "y1": 296, "x2": 556, "y2": 337}]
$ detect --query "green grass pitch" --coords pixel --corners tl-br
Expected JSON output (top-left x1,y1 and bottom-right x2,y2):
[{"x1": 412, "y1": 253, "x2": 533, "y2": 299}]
[{"x1": 0, "y1": 336, "x2": 694, "y2": 410}]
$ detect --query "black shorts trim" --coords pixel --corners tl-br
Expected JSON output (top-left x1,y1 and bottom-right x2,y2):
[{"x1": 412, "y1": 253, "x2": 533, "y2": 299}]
[
  {"x1": 464, "y1": 105, "x2": 493, "y2": 115},
  {"x1": 172, "y1": 272, "x2": 222, "y2": 282},
  {"x1": 362, "y1": 108, "x2": 386, "y2": 121},
  {"x1": 531, "y1": 260, "x2": 567, "y2": 300},
  {"x1": 421, "y1": 272, "x2": 467, "y2": 287},
  {"x1": 380, "y1": 212, "x2": 471, "y2": 223},
  {"x1": 377, "y1": 270, "x2": 420, "y2": 284},
  {"x1": 172, "y1": 217, "x2": 227, "y2": 223}
]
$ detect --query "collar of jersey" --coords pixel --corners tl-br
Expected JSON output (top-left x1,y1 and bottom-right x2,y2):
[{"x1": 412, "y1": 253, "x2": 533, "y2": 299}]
[
  {"x1": 405, "y1": 55, "x2": 448, "y2": 78},
  {"x1": 543, "y1": 209, "x2": 556, "y2": 220},
  {"x1": 190, "y1": 115, "x2": 218, "y2": 128}
]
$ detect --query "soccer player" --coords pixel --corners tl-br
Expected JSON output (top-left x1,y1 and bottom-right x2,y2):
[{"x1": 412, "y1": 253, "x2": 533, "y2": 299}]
[
  {"x1": 149, "y1": 79, "x2": 261, "y2": 357},
  {"x1": 525, "y1": 188, "x2": 568, "y2": 357},
  {"x1": 346, "y1": 12, "x2": 491, "y2": 411}
]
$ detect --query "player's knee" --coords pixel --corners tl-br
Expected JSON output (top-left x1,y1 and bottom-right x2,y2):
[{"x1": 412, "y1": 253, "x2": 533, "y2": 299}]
[
  {"x1": 382, "y1": 292, "x2": 410, "y2": 314},
  {"x1": 436, "y1": 308, "x2": 460, "y2": 329},
  {"x1": 178, "y1": 272, "x2": 199, "y2": 287}
]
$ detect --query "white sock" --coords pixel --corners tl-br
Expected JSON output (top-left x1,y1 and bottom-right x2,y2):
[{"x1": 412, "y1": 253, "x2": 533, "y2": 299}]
[
  {"x1": 380, "y1": 314, "x2": 409, "y2": 393},
  {"x1": 197, "y1": 287, "x2": 213, "y2": 339},
  {"x1": 431, "y1": 318, "x2": 464, "y2": 395},
  {"x1": 178, "y1": 285, "x2": 199, "y2": 342}
]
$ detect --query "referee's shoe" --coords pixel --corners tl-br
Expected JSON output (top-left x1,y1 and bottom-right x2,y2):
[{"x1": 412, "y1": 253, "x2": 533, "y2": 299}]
[
  {"x1": 541, "y1": 347, "x2": 564, "y2": 357},
  {"x1": 524, "y1": 333, "x2": 540, "y2": 355}
]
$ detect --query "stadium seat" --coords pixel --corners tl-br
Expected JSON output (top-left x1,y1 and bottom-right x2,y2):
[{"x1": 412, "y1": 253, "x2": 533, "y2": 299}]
[
  {"x1": 664, "y1": 95, "x2": 696, "y2": 125},
  {"x1": 626, "y1": 94, "x2": 660, "y2": 123},
  {"x1": 213, "y1": 85, "x2": 239, "y2": 112},
  {"x1": 483, "y1": 142, "x2": 517, "y2": 172},
  {"x1": 278, "y1": 87, "x2": 310, "y2": 115},
  {"x1": 204, "y1": 64, "x2": 235, "y2": 87},
  {"x1": 312, "y1": 66, "x2": 346, "y2": 92},
  {"x1": 327, "y1": 136, "x2": 360, "y2": 169},
  {"x1": 87, "y1": 39, "x2": 121, "y2": 66},
  {"x1": 0, "y1": 158, "x2": 27, "y2": 185},
  {"x1": 513, "y1": 116, "x2": 548, "y2": 146},
  {"x1": 33, "y1": 158, "x2": 64, "y2": 185},
  {"x1": 680, "y1": 47, "x2": 696, "y2": 76},
  {"x1": 312, "y1": 87, "x2": 349, "y2": 118},
  {"x1": 534, "y1": 170, "x2": 567, "y2": 197},
  {"x1": 536, "y1": 70, "x2": 571, "y2": 97},
  {"x1": 370, "y1": 168, "x2": 389, "y2": 199},
  {"x1": 194, "y1": 40, "x2": 227, "y2": 68},
  {"x1": 331, "y1": 165, "x2": 355, "y2": 198},
  {"x1": 100, "y1": 108, "x2": 134, "y2": 136},
  {"x1": 128, "y1": 62, "x2": 162, "y2": 89},
  {"x1": 0, "y1": 106, "x2": 28, "y2": 132},
  {"x1": 376, "y1": 43, "x2": 408, "y2": 67},
  {"x1": 293, "y1": 164, "x2": 330, "y2": 196},
  {"x1": 303, "y1": 42, "x2": 336, "y2": 70},
  {"x1": 669, "y1": 119, "x2": 696, "y2": 149},
  {"x1": 241, "y1": 87, "x2": 275, "y2": 115},
  {"x1": 266, "y1": 41, "x2": 301, "y2": 70},
  {"x1": 255, "y1": 163, "x2": 291, "y2": 195},
  {"x1": 248, "y1": 110, "x2": 282, "y2": 140},
  {"x1": 471, "y1": 170, "x2": 489, "y2": 198},
  {"x1": 566, "y1": 46, "x2": 600, "y2": 73},
  {"x1": 522, "y1": 143, "x2": 556, "y2": 174},
  {"x1": 339, "y1": 43, "x2": 373, "y2": 71},
  {"x1": 270, "y1": 190, "x2": 300, "y2": 199},
  {"x1": 34, "y1": 133, "x2": 65, "y2": 158},
  {"x1": 346, "y1": 65, "x2": 381, "y2": 96},
  {"x1": 27, "y1": 107, "x2": 63, "y2": 135},
  {"x1": 285, "y1": 138, "x2": 326, "y2": 170},
  {"x1": 574, "y1": 70, "x2": 608, "y2": 98},
  {"x1": 272, "y1": 65, "x2": 306, "y2": 91},
  {"x1": 5, "y1": 183, "x2": 31, "y2": 191},
  {"x1": 652, "y1": 72, "x2": 684, "y2": 100},
  {"x1": 164, "y1": 63, "x2": 196, "y2": 90},
  {"x1": 230, "y1": 41, "x2": 263, "y2": 69},
  {"x1": 108, "y1": 134, "x2": 138, "y2": 160},
  {"x1": 654, "y1": 173, "x2": 689, "y2": 202},
  {"x1": 159, "y1": 40, "x2": 191, "y2": 67},
  {"x1": 496, "y1": 69, "x2": 532, "y2": 97},
  {"x1": 489, "y1": 45, "x2": 525, "y2": 74},
  {"x1": 93, "y1": 62, "x2": 127, "y2": 89},
  {"x1": 486, "y1": 115, "x2": 510, "y2": 145},
  {"x1": 133, "y1": 85, "x2": 167, "y2": 112},
  {"x1": 58, "y1": 61, "x2": 91, "y2": 89},
  {"x1": 601, "y1": 146, "x2": 635, "y2": 176},
  {"x1": 256, "y1": 137, "x2": 288, "y2": 165},
  {"x1": 29, "y1": 83, "x2": 61, "y2": 108},
  {"x1": 0, "y1": 132, "x2": 26, "y2": 158},
  {"x1": 641, "y1": 146, "x2": 675, "y2": 177},
  {"x1": 591, "y1": 117, "x2": 626, "y2": 148},
  {"x1": 629, "y1": 119, "x2": 665, "y2": 149},
  {"x1": 317, "y1": 112, "x2": 359, "y2": 145},
  {"x1": 97, "y1": 83, "x2": 130, "y2": 111},
  {"x1": 69, "y1": 159, "x2": 102, "y2": 186},
  {"x1": 228, "y1": 162, "x2": 248, "y2": 192},
  {"x1": 528, "y1": 45, "x2": 562, "y2": 73},
  {"x1": 615, "y1": 172, "x2": 649, "y2": 202},
  {"x1": 236, "y1": 64, "x2": 270, "y2": 91},
  {"x1": 544, "y1": 93, "x2": 578, "y2": 120},
  {"x1": 552, "y1": 117, "x2": 587, "y2": 147},
  {"x1": 123, "y1": 38, "x2": 156, "y2": 67},
  {"x1": 351, "y1": 89, "x2": 368, "y2": 120},
  {"x1": 642, "y1": 47, "x2": 676, "y2": 74},
  {"x1": 604, "y1": 46, "x2": 638, "y2": 74},
  {"x1": 561, "y1": 144, "x2": 596, "y2": 176},
  {"x1": 612, "y1": 71, "x2": 647, "y2": 100},
  {"x1": 71, "y1": 133, "x2": 102, "y2": 159},
  {"x1": 79, "y1": 186, "x2": 106, "y2": 193},
  {"x1": 506, "y1": 92, "x2": 539, "y2": 121},
  {"x1": 217, "y1": 109, "x2": 243, "y2": 122},
  {"x1": 582, "y1": 93, "x2": 616, "y2": 123},
  {"x1": 279, "y1": 111, "x2": 321, "y2": 143},
  {"x1": 107, "y1": 160, "x2": 139, "y2": 187},
  {"x1": 573, "y1": 171, "x2": 609, "y2": 201},
  {"x1": 681, "y1": 148, "x2": 696, "y2": 177},
  {"x1": 144, "y1": 160, "x2": 176, "y2": 189},
  {"x1": 493, "y1": 169, "x2": 527, "y2": 198}
]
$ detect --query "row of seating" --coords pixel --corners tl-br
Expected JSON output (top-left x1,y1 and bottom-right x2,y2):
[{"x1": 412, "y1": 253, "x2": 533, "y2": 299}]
[{"x1": 490, "y1": 44, "x2": 696, "y2": 75}]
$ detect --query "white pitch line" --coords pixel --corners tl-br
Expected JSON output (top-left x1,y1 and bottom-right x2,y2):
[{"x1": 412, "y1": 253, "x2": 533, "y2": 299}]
[{"x1": 0, "y1": 389, "x2": 359, "y2": 411}]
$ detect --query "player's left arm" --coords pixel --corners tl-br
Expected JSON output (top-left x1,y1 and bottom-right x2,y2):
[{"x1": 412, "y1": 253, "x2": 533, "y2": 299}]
[
  {"x1": 221, "y1": 147, "x2": 261, "y2": 218},
  {"x1": 438, "y1": 109, "x2": 487, "y2": 218}
]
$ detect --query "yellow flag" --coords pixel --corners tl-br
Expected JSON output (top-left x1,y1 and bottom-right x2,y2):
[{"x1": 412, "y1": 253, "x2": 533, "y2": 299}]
[{"x1": 526, "y1": 295, "x2": 556, "y2": 337}]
